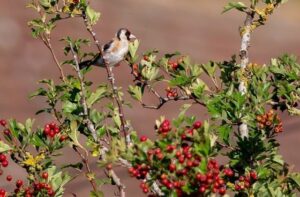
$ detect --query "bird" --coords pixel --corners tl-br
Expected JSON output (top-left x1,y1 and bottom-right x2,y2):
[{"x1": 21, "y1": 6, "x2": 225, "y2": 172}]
[{"x1": 79, "y1": 28, "x2": 136, "y2": 69}]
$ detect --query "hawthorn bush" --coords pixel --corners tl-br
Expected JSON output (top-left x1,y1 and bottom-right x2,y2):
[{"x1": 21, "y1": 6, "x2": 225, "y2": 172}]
[{"x1": 0, "y1": 0, "x2": 300, "y2": 196}]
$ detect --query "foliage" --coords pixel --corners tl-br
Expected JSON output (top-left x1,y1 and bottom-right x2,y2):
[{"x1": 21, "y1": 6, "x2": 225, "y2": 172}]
[{"x1": 0, "y1": 0, "x2": 299, "y2": 196}]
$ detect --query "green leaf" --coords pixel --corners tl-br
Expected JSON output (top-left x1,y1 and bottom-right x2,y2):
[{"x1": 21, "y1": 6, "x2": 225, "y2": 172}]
[
  {"x1": 30, "y1": 88, "x2": 47, "y2": 98},
  {"x1": 128, "y1": 85, "x2": 142, "y2": 101},
  {"x1": 87, "y1": 85, "x2": 107, "y2": 107},
  {"x1": 169, "y1": 75, "x2": 191, "y2": 86},
  {"x1": 217, "y1": 124, "x2": 231, "y2": 145},
  {"x1": 223, "y1": 2, "x2": 248, "y2": 13},
  {"x1": 86, "y1": 6, "x2": 101, "y2": 25},
  {"x1": 62, "y1": 101, "x2": 77, "y2": 114},
  {"x1": 0, "y1": 141, "x2": 12, "y2": 153},
  {"x1": 39, "y1": 0, "x2": 51, "y2": 8},
  {"x1": 69, "y1": 121, "x2": 85, "y2": 151},
  {"x1": 128, "y1": 39, "x2": 140, "y2": 60}
]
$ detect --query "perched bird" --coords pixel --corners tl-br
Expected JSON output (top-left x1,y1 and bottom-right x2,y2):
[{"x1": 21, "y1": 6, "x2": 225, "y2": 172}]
[{"x1": 79, "y1": 28, "x2": 136, "y2": 69}]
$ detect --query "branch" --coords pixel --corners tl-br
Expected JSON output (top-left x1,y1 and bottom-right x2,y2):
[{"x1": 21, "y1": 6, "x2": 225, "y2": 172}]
[
  {"x1": 81, "y1": 12, "x2": 131, "y2": 148},
  {"x1": 33, "y1": 0, "x2": 66, "y2": 82},
  {"x1": 238, "y1": 8, "x2": 255, "y2": 139},
  {"x1": 73, "y1": 146, "x2": 98, "y2": 192},
  {"x1": 69, "y1": 43, "x2": 98, "y2": 141},
  {"x1": 105, "y1": 169, "x2": 126, "y2": 197}
]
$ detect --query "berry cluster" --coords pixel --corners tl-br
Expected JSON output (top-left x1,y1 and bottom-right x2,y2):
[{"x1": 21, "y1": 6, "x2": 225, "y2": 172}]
[
  {"x1": 168, "y1": 61, "x2": 179, "y2": 70},
  {"x1": 128, "y1": 164, "x2": 150, "y2": 180},
  {"x1": 157, "y1": 119, "x2": 172, "y2": 136},
  {"x1": 234, "y1": 171, "x2": 258, "y2": 191},
  {"x1": 43, "y1": 122, "x2": 60, "y2": 138},
  {"x1": 165, "y1": 87, "x2": 178, "y2": 98},
  {"x1": 0, "y1": 119, "x2": 10, "y2": 136},
  {"x1": 139, "y1": 182, "x2": 150, "y2": 194},
  {"x1": 195, "y1": 159, "x2": 227, "y2": 195},
  {"x1": 256, "y1": 109, "x2": 283, "y2": 133},
  {"x1": 0, "y1": 153, "x2": 9, "y2": 168}
]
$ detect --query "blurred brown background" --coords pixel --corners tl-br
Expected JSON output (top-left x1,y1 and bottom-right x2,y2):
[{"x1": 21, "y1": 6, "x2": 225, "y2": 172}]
[{"x1": 0, "y1": 0, "x2": 300, "y2": 196}]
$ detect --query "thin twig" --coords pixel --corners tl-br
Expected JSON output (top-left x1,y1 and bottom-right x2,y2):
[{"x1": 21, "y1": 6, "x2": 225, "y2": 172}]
[
  {"x1": 69, "y1": 43, "x2": 98, "y2": 141},
  {"x1": 81, "y1": 12, "x2": 131, "y2": 148},
  {"x1": 73, "y1": 146, "x2": 98, "y2": 192},
  {"x1": 33, "y1": 0, "x2": 66, "y2": 81}
]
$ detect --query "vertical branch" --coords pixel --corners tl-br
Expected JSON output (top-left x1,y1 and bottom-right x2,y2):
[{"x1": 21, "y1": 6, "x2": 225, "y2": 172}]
[
  {"x1": 81, "y1": 12, "x2": 131, "y2": 148},
  {"x1": 238, "y1": 9, "x2": 255, "y2": 138},
  {"x1": 69, "y1": 43, "x2": 98, "y2": 141}
]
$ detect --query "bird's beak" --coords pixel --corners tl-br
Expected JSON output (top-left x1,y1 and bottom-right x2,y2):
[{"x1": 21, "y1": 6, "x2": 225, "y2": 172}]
[{"x1": 129, "y1": 34, "x2": 137, "y2": 40}]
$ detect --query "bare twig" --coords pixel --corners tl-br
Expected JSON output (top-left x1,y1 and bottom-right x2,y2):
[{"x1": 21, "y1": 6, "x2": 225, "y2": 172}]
[
  {"x1": 73, "y1": 146, "x2": 98, "y2": 192},
  {"x1": 238, "y1": 8, "x2": 255, "y2": 139},
  {"x1": 69, "y1": 43, "x2": 98, "y2": 141},
  {"x1": 81, "y1": 12, "x2": 131, "y2": 148},
  {"x1": 32, "y1": 0, "x2": 66, "y2": 82}
]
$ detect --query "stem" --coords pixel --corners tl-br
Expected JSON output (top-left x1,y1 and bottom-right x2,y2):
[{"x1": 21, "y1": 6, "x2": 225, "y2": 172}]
[
  {"x1": 73, "y1": 146, "x2": 98, "y2": 192},
  {"x1": 81, "y1": 12, "x2": 131, "y2": 148},
  {"x1": 238, "y1": 9, "x2": 255, "y2": 139},
  {"x1": 33, "y1": 0, "x2": 66, "y2": 82},
  {"x1": 69, "y1": 43, "x2": 98, "y2": 141}
]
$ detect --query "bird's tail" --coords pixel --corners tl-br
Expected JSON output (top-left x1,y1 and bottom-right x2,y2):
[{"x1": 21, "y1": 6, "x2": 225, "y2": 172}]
[
  {"x1": 79, "y1": 60, "x2": 93, "y2": 70},
  {"x1": 79, "y1": 54, "x2": 105, "y2": 70}
]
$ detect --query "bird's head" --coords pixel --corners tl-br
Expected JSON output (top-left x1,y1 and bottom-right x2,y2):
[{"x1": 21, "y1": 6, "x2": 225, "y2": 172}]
[{"x1": 116, "y1": 28, "x2": 136, "y2": 41}]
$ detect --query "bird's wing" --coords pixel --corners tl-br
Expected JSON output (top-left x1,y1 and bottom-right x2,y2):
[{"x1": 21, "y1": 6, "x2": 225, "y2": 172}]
[{"x1": 102, "y1": 40, "x2": 114, "y2": 53}]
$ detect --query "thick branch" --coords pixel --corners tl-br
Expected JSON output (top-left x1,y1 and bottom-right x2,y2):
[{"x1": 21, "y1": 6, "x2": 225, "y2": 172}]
[
  {"x1": 238, "y1": 10, "x2": 255, "y2": 139},
  {"x1": 105, "y1": 169, "x2": 126, "y2": 197}
]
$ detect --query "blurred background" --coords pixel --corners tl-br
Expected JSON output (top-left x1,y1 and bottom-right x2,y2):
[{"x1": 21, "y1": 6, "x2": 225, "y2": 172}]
[{"x1": 0, "y1": 0, "x2": 300, "y2": 196}]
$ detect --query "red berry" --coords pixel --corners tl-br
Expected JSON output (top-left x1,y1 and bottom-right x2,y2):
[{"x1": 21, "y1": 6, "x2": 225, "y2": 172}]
[
  {"x1": 175, "y1": 151, "x2": 181, "y2": 158},
  {"x1": 142, "y1": 188, "x2": 149, "y2": 193},
  {"x1": 161, "y1": 179, "x2": 169, "y2": 186},
  {"x1": 47, "y1": 188, "x2": 54, "y2": 196},
  {"x1": 0, "y1": 154, "x2": 6, "y2": 162},
  {"x1": 3, "y1": 129, "x2": 10, "y2": 136},
  {"x1": 41, "y1": 172, "x2": 48, "y2": 179},
  {"x1": 6, "y1": 175, "x2": 12, "y2": 182},
  {"x1": 193, "y1": 121, "x2": 202, "y2": 129},
  {"x1": 156, "y1": 153, "x2": 164, "y2": 160},
  {"x1": 199, "y1": 186, "x2": 206, "y2": 193},
  {"x1": 49, "y1": 130, "x2": 56, "y2": 138},
  {"x1": 250, "y1": 171, "x2": 258, "y2": 180},
  {"x1": 0, "y1": 120, "x2": 6, "y2": 127},
  {"x1": 59, "y1": 135, "x2": 67, "y2": 142},
  {"x1": 178, "y1": 155, "x2": 185, "y2": 163},
  {"x1": 1, "y1": 160, "x2": 8, "y2": 167},
  {"x1": 139, "y1": 136, "x2": 147, "y2": 142},
  {"x1": 167, "y1": 182, "x2": 174, "y2": 189},
  {"x1": 160, "y1": 173, "x2": 167, "y2": 180},
  {"x1": 166, "y1": 145, "x2": 175, "y2": 152},
  {"x1": 16, "y1": 180, "x2": 23, "y2": 188},
  {"x1": 169, "y1": 163, "x2": 176, "y2": 172},
  {"x1": 219, "y1": 187, "x2": 226, "y2": 195},
  {"x1": 193, "y1": 159, "x2": 200, "y2": 167},
  {"x1": 186, "y1": 160, "x2": 193, "y2": 168},
  {"x1": 154, "y1": 148, "x2": 161, "y2": 155}
]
